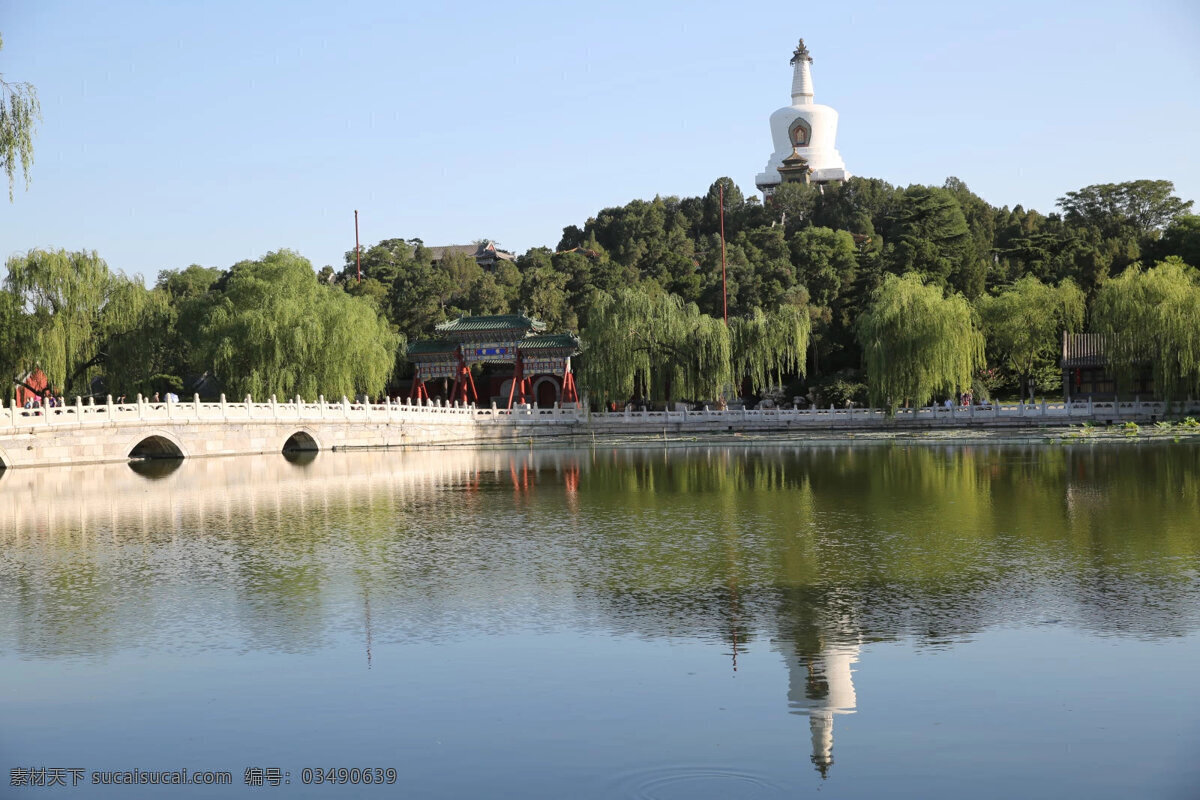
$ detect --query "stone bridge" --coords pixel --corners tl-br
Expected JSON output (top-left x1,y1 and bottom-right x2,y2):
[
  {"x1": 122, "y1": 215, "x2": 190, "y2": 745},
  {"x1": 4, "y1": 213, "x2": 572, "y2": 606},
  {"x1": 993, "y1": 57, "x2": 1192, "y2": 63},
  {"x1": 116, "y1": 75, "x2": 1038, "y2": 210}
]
[
  {"x1": 0, "y1": 395, "x2": 481, "y2": 469},
  {"x1": 0, "y1": 394, "x2": 1192, "y2": 469}
]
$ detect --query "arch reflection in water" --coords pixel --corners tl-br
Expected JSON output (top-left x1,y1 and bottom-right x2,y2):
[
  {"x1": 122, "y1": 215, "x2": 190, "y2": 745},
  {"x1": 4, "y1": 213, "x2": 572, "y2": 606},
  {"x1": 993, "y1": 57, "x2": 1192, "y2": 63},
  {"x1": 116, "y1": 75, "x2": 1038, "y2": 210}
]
[
  {"x1": 128, "y1": 458, "x2": 184, "y2": 480},
  {"x1": 282, "y1": 449, "x2": 319, "y2": 467}
]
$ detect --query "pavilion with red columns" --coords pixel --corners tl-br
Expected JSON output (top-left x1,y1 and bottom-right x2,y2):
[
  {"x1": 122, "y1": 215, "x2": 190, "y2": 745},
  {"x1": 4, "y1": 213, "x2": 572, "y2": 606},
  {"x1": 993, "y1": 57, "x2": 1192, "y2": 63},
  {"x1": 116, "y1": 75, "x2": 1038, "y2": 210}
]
[{"x1": 406, "y1": 314, "x2": 581, "y2": 409}]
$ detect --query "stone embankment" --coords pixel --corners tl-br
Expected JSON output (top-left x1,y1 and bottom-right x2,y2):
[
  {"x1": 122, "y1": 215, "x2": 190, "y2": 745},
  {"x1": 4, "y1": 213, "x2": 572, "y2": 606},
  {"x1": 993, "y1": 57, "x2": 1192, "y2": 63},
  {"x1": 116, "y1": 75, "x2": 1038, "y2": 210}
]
[{"x1": 0, "y1": 394, "x2": 1194, "y2": 468}]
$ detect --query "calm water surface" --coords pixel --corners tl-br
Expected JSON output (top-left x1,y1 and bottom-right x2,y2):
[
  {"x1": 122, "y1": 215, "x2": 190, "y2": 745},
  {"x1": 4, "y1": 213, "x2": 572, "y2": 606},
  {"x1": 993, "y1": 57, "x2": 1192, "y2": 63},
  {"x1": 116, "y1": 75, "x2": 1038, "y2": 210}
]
[{"x1": 1, "y1": 443, "x2": 1199, "y2": 798}]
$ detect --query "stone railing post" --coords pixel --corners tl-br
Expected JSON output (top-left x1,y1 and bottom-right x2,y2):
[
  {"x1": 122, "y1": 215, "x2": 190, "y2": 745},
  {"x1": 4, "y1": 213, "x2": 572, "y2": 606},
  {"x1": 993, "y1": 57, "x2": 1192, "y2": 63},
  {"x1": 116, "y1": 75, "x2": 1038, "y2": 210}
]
[
  {"x1": 167, "y1": 392, "x2": 175, "y2": 420},
  {"x1": 342, "y1": 395, "x2": 351, "y2": 419},
  {"x1": 75, "y1": 395, "x2": 83, "y2": 427},
  {"x1": 270, "y1": 394, "x2": 278, "y2": 420},
  {"x1": 319, "y1": 395, "x2": 326, "y2": 420},
  {"x1": 220, "y1": 393, "x2": 228, "y2": 420},
  {"x1": 245, "y1": 395, "x2": 253, "y2": 420},
  {"x1": 1040, "y1": 399, "x2": 1047, "y2": 417},
  {"x1": 8, "y1": 397, "x2": 16, "y2": 430},
  {"x1": 137, "y1": 393, "x2": 145, "y2": 420},
  {"x1": 1087, "y1": 396, "x2": 1093, "y2": 416},
  {"x1": 296, "y1": 395, "x2": 304, "y2": 419},
  {"x1": 106, "y1": 394, "x2": 114, "y2": 420},
  {"x1": 193, "y1": 393, "x2": 201, "y2": 418}
]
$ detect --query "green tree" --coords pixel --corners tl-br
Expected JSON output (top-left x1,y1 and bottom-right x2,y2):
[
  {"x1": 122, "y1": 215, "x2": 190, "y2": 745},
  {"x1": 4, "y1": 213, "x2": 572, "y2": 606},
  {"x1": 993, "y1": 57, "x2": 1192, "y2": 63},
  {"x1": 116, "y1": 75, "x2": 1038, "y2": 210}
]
[
  {"x1": 702, "y1": 178, "x2": 746, "y2": 239},
  {"x1": 519, "y1": 264, "x2": 575, "y2": 331},
  {"x1": 387, "y1": 259, "x2": 453, "y2": 341},
  {"x1": 1, "y1": 33, "x2": 41, "y2": 200},
  {"x1": 1153, "y1": 214, "x2": 1200, "y2": 267},
  {"x1": 102, "y1": 286, "x2": 177, "y2": 396},
  {"x1": 464, "y1": 272, "x2": 509, "y2": 316},
  {"x1": 765, "y1": 181, "x2": 820, "y2": 235},
  {"x1": 98, "y1": 264, "x2": 227, "y2": 397},
  {"x1": 3, "y1": 248, "x2": 152, "y2": 396},
  {"x1": 1090, "y1": 257, "x2": 1200, "y2": 401},
  {"x1": 884, "y1": 186, "x2": 979, "y2": 297},
  {"x1": 199, "y1": 250, "x2": 400, "y2": 400},
  {"x1": 857, "y1": 273, "x2": 985, "y2": 411},
  {"x1": 977, "y1": 276, "x2": 1085, "y2": 399},
  {"x1": 0, "y1": 287, "x2": 33, "y2": 397},
  {"x1": 729, "y1": 305, "x2": 810, "y2": 394},
  {"x1": 1058, "y1": 180, "x2": 1193, "y2": 240},
  {"x1": 580, "y1": 286, "x2": 731, "y2": 405},
  {"x1": 791, "y1": 227, "x2": 858, "y2": 311}
]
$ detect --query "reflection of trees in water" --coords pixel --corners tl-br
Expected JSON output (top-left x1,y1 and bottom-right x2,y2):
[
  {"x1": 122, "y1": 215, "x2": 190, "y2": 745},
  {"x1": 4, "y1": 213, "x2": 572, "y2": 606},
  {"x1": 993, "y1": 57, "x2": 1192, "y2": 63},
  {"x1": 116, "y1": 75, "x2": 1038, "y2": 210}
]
[{"x1": 1, "y1": 444, "x2": 1199, "y2": 660}]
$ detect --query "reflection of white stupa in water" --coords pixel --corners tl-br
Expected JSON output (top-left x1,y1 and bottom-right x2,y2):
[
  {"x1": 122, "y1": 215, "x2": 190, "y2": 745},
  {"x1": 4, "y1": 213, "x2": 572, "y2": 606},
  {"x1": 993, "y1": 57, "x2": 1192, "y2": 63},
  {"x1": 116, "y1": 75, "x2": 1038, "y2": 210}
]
[{"x1": 777, "y1": 618, "x2": 860, "y2": 778}]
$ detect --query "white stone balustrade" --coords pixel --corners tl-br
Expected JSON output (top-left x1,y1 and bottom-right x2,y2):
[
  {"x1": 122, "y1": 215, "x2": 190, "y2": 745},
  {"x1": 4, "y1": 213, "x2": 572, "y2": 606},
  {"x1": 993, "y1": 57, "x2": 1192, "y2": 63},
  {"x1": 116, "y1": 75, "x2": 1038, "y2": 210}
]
[{"x1": 0, "y1": 393, "x2": 1194, "y2": 469}]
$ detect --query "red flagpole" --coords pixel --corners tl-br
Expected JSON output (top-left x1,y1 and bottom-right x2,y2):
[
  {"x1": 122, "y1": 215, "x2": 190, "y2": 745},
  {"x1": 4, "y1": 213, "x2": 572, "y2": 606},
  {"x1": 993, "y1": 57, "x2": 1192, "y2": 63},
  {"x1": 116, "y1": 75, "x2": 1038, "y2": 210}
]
[
  {"x1": 719, "y1": 183, "x2": 728, "y2": 324},
  {"x1": 355, "y1": 209, "x2": 362, "y2": 283}
]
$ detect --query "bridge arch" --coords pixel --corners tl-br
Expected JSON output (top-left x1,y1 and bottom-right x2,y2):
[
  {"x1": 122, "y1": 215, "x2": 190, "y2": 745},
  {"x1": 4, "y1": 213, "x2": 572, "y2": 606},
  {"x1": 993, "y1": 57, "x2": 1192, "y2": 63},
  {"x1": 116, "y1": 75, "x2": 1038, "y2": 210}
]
[
  {"x1": 126, "y1": 430, "x2": 187, "y2": 460},
  {"x1": 282, "y1": 429, "x2": 321, "y2": 453}
]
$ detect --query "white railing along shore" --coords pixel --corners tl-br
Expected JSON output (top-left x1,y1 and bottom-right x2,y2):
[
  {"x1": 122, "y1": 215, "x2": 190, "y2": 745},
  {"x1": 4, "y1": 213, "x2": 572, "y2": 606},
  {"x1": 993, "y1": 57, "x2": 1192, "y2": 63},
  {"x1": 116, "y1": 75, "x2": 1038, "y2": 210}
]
[
  {"x1": 583, "y1": 397, "x2": 1184, "y2": 425},
  {"x1": 3, "y1": 393, "x2": 1191, "y2": 432},
  {"x1": 2, "y1": 393, "x2": 477, "y2": 430}
]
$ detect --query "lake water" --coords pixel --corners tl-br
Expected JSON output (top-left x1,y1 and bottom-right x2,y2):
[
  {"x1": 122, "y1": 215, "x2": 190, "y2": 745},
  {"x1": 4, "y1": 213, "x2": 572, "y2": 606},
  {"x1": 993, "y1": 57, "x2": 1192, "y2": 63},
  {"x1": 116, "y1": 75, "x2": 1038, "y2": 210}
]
[{"x1": 2, "y1": 443, "x2": 1199, "y2": 798}]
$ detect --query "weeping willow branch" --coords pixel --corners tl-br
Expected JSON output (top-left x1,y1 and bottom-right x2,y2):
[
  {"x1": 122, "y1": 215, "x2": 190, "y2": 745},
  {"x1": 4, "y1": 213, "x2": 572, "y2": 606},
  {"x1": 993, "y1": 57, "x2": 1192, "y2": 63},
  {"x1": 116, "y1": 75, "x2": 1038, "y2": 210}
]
[
  {"x1": 0, "y1": 33, "x2": 42, "y2": 201},
  {"x1": 580, "y1": 286, "x2": 809, "y2": 404},
  {"x1": 977, "y1": 276, "x2": 1084, "y2": 399},
  {"x1": 730, "y1": 305, "x2": 810, "y2": 394},
  {"x1": 3, "y1": 248, "x2": 150, "y2": 396},
  {"x1": 199, "y1": 250, "x2": 401, "y2": 400},
  {"x1": 1091, "y1": 257, "x2": 1200, "y2": 402},
  {"x1": 857, "y1": 272, "x2": 985, "y2": 412}
]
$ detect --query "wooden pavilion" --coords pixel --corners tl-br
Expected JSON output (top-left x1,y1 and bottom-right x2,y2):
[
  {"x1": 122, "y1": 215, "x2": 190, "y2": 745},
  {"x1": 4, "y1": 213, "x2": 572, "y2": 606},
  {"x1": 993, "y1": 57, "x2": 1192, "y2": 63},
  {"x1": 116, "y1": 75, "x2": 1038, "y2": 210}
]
[
  {"x1": 406, "y1": 314, "x2": 581, "y2": 409},
  {"x1": 1061, "y1": 332, "x2": 1155, "y2": 400}
]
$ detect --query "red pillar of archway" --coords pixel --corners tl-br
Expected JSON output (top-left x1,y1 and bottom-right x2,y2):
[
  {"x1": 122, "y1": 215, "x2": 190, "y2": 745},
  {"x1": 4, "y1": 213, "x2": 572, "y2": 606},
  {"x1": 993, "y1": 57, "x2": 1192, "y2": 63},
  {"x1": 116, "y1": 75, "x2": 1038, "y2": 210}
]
[
  {"x1": 409, "y1": 366, "x2": 430, "y2": 402},
  {"x1": 561, "y1": 361, "x2": 579, "y2": 404},
  {"x1": 506, "y1": 350, "x2": 528, "y2": 409},
  {"x1": 449, "y1": 348, "x2": 477, "y2": 406}
]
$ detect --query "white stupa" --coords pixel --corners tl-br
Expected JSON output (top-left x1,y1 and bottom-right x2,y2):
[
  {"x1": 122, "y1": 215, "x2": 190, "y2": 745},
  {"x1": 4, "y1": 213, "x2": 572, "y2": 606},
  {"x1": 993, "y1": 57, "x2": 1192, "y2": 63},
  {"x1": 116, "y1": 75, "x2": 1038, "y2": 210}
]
[{"x1": 755, "y1": 39, "x2": 850, "y2": 196}]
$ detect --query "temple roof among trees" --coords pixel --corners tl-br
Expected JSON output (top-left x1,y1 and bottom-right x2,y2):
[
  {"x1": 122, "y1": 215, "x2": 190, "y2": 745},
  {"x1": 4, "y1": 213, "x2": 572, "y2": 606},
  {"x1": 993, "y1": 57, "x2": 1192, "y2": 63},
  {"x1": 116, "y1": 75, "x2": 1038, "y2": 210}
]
[
  {"x1": 435, "y1": 313, "x2": 546, "y2": 335},
  {"x1": 425, "y1": 240, "x2": 516, "y2": 270},
  {"x1": 408, "y1": 315, "x2": 579, "y2": 363}
]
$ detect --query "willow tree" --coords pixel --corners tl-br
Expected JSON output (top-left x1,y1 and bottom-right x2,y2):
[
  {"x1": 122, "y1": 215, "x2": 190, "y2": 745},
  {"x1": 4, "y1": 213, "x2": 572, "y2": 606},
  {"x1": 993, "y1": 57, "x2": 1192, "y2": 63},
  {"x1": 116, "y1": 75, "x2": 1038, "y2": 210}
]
[
  {"x1": 3, "y1": 248, "x2": 153, "y2": 396},
  {"x1": 977, "y1": 276, "x2": 1085, "y2": 400},
  {"x1": 856, "y1": 272, "x2": 985, "y2": 411},
  {"x1": 1091, "y1": 257, "x2": 1200, "y2": 401},
  {"x1": 730, "y1": 305, "x2": 810, "y2": 393},
  {"x1": 581, "y1": 285, "x2": 811, "y2": 404},
  {"x1": 199, "y1": 249, "x2": 400, "y2": 400},
  {"x1": 0, "y1": 288, "x2": 33, "y2": 396},
  {"x1": 1, "y1": 33, "x2": 41, "y2": 200},
  {"x1": 580, "y1": 286, "x2": 732, "y2": 405}
]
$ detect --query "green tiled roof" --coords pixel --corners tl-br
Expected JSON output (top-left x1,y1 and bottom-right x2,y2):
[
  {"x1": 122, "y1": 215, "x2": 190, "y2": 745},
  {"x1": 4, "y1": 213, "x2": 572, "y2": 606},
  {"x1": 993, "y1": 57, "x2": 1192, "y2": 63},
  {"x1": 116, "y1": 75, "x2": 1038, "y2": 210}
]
[
  {"x1": 435, "y1": 314, "x2": 547, "y2": 334},
  {"x1": 517, "y1": 333, "x2": 580, "y2": 352},
  {"x1": 407, "y1": 331, "x2": 579, "y2": 359},
  {"x1": 406, "y1": 338, "x2": 458, "y2": 356}
]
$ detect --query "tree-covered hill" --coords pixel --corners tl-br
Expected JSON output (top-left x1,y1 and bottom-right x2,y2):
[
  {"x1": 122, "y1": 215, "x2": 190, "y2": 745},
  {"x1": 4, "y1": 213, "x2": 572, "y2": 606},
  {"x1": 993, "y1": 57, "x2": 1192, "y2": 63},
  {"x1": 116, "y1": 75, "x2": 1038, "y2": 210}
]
[{"x1": 3, "y1": 176, "x2": 1198, "y2": 406}]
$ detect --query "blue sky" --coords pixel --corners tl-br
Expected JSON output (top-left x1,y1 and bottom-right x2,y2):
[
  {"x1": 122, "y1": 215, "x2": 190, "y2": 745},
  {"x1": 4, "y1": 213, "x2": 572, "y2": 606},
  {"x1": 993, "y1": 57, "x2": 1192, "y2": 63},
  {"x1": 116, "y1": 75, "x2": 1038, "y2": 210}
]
[{"x1": 2, "y1": 0, "x2": 1198, "y2": 282}]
